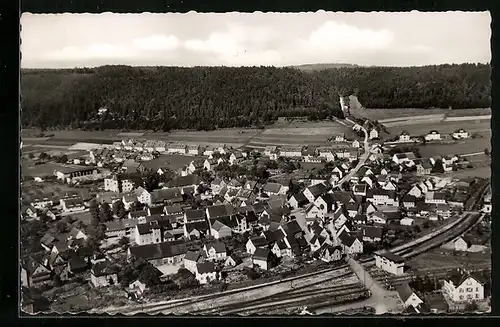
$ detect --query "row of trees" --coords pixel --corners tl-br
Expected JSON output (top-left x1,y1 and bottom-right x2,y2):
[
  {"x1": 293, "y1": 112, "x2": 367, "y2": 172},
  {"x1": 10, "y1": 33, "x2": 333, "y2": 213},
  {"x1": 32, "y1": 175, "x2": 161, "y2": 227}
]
[{"x1": 21, "y1": 64, "x2": 490, "y2": 131}]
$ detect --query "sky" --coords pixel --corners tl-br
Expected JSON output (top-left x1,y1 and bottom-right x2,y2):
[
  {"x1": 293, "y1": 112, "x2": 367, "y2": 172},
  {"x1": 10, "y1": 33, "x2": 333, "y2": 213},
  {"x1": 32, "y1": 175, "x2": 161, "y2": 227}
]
[{"x1": 21, "y1": 11, "x2": 491, "y2": 68}]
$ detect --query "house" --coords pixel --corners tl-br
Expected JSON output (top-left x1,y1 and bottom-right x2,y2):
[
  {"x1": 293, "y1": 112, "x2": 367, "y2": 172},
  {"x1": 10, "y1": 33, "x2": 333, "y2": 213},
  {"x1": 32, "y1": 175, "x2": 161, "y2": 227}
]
[
  {"x1": 167, "y1": 175, "x2": 202, "y2": 190},
  {"x1": 368, "y1": 189, "x2": 398, "y2": 206},
  {"x1": 305, "y1": 203, "x2": 323, "y2": 222},
  {"x1": 442, "y1": 236, "x2": 471, "y2": 252},
  {"x1": 129, "y1": 279, "x2": 149, "y2": 296},
  {"x1": 204, "y1": 158, "x2": 219, "y2": 171},
  {"x1": 30, "y1": 195, "x2": 53, "y2": 210},
  {"x1": 21, "y1": 205, "x2": 38, "y2": 220},
  {"x1": 361, "y1": 226, "x2": 383, "y2": 243},
  {"x1": 104, "y1": 219, "x2": 138, "y2": 239},
  {"x1": 224, "y1": 254, "x2": 243, "y2": 267},
  {"x1": 408, "y1": 185, "x2": 424, "y2": 198},
  {"x1": 452, "y1": 129, "x2": 469, "y2": 140},
  {"x1": 318, "y1": 147, "x2": 336, "y2": 162},
  {"x1": 210, "y1": 220, "x2": 232, "y2": 239},
  {"x1": 129, "y1": 209, "x2": 148, "y2": 221},
  {"x1": 184, "y1": 221, "x2": 210, "y2": 240},
  {"x1": 135, "y1": 187, "x2": 152, "y2": 206},
  {"x1": 436, "y1": 203, "x2": 451, "y2": 219},
  {"x1": 353, "y1": 183, "x2": 368, "y2": 197},
  {"x1": 287, "y1": 193, "x2": 307, "y2": 209},
  {"x1": 206, "y1": 203, "x2": 234, "y2": 220},
  {"x1": 127, "y1": 240, "x2": 187, "y2": 267},
  {"x1": 399, "y1": 131, "x2": 411, "y2": 142},
  {"x1": 68, "y1": 227, "x2": 88, "y2": 241},
  {"x1": 416, "y1": 159, "x2": 433, "y2": 175},
  {"x1": 400, "y1": 218, "x2": 415, "y2": 226},
  {"x1": 211, "y1": 178, "x2": 227, "y2": 195},
  {"x1": 361, "y1": 202, "x2": 378, "y2": 216},
  {"x1": 303, "y1": 183, "x2": 329, "y2": 203},
  {"x1": 21, "y1": 258, "x2": 52, "y2": 287},
  {"x1": 309, "y1": 234, "x2": 329, "y2": 252},
  {"x1": 425, "y1": 130, "x2": 441, "y2": 141},
  {"x1": 187, "y1": 145, "x2": 201, "y2": 156},
  {"x1": 396, "y1": 283, "x2": 424, "y2": 309},
  {"x1": 167, "y1": 143, "x2": 187, "y2": 155},
  {"x1": 338, "y1": 232, "x2": 363, "y2": 255},
  {"x1": 369, "y1": 128, "x2": 379, "y2": 140},
  {"x1": 320, "y1": 244, "x2": 343, "y2": 262},
  {"x1": 442, "y1": 270, "x2": 484, "y2": 302},
  {"x1": 401, "y1": 194, "x2": 417, "y2": 208},
  {"x1": 314, "y1": 193, "x2": 336, "y2": 215},
  {"x1": 133, "y1": 222, "x2": 163, "y2": 245},
  {"x1": 262, "y1": 182, "x2": 286, "y2": 196},
  {"x1": 382, "y1": 180, "x2": 397, "y2": 191},
  {"x1": 264, "y1": 146, "x2": 278, "y2": 157},
  {"x1": 425, "y1": 192, "x2": 447, "y2": 205},
  {"x1": 374, "y1": 251, "x2": 405, "y2": 275},
  {"x1": 392, "y1": 152, "x2": 417, "y2": 166},
  {"x1": 229, "y1": 152, "x2": 244, "y2": 165},
  {"x1": 195, "y1": 262, "x2": 218, "y2": 284},
  {"x1": 252, "y1": 247, "x2": 273, "y2": 270},
  {"x1": 352, "y1": 140, "x2": 360, "y2": 148},
  {"x1": 60, "y1": 197, "x2": 86, "y2": 212},
  {"x1": 91, "y1": 261, "x2": 119, "y2": 287},
  {"x1": 352, "y1": 214, "x2": 367, "y2": 225},
  {"x1": 246, "y1": 237, "x2": 269, "y2": 254},
  {"x1": 279, "y1": 146, "x2": 303, "y2": 158},
  {"x1": 183, "y1": 251, "x2": 203, "y2": 274},
  {"x1": 204, "y1": 242, "x2": 227, "y2": 261}
]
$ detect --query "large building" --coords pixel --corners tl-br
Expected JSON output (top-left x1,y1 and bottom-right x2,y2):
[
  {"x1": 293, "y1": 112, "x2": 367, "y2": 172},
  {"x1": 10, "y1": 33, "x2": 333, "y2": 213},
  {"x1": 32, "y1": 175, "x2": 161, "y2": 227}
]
[
  {"x1": 374, "y1": 251, "x2": 405, "y2": 275},
  {"x1": 104, "y1": 176, "x2": 134, "y2": 193},
  {"x1": 54, "y1": 165, "x2": 98, "y2": 184}
]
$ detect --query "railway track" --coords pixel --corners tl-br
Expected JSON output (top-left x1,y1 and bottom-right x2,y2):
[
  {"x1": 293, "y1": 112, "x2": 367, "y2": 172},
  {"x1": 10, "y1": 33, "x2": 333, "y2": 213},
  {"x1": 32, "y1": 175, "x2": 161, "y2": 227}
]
[
  {"x1": 101, "y1": 265, "x2": 352, "y2": 315},
  {"x1": 194, "y1": 281, "x2": 365, "y2": 315}
]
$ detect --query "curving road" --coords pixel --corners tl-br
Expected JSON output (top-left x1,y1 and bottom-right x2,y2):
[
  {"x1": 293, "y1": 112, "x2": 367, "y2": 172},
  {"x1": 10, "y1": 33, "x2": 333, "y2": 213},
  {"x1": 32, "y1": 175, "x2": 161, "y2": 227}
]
[{"x1": 334, "y1": 124, "x2": 370, "y2": 188}]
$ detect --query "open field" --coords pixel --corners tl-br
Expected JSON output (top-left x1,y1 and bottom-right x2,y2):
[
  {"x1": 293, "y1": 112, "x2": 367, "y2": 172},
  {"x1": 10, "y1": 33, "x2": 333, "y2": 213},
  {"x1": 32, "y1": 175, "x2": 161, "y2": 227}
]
[
  {"x1": 406, "y1": 247, "x2": 490, "y2": 271},
  {"x1": 350, "y1": 107, "x2": 491, "y2": 121},
  {"x1": 262, "y1": 126, "x2": 345, "y2": 136},
  {"x1": 21, "y1": 162, "x2": 66, "y2": 177},
  {"x1": 445, "y1": 166, "x2": 491, "y2": 179},
  {"x1": 386, "y1": 120, "x2": 491, "y2": 136},
  {"x1": 417, "y1": 139, "x2": 491, "y2": 158}
]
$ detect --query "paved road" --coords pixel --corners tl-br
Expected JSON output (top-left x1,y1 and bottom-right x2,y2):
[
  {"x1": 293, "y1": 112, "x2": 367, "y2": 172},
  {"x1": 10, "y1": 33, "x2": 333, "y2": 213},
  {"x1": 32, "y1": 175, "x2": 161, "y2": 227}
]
[
  {"x1": 334, "y1": 125, "x2": 369, "y2": 187},
  {"x1": 314, "y1": 258, "x2": 403, "y2": 315}
]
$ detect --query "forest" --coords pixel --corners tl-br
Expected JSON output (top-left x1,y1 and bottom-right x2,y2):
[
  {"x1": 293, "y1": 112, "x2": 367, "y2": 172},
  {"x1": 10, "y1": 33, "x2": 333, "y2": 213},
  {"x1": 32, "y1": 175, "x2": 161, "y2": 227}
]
[{"x1": 21, "y1": 63, "x2": 491, "y2": 131}]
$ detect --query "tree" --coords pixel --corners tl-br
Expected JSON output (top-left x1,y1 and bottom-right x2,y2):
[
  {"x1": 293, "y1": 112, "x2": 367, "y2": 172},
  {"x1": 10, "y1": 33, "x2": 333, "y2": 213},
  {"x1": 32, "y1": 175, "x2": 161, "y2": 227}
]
[
  {"x1": 112, "y1": 200, "x2": 126, "y2": 219},
  {"x1": 138, "y1": 264, "x2": 162, "y2": 287},
  {"x1": 28, "y1": 153, "x2": 34, "y2": 159},
  {"x1": 484, "y1": 148, "x2": 490, "y2": 157},
  {"x1": 99, "y1": 203, "x2": 113, "y2": 222},
  {"x1": 465, "y1": 301, "x2": 479, "y2": 312},
  {"x1": 119, "y1": 236, "x2": 129, "y2": 247},
  {"x1": 56, "y1": 220, "x2": 69, "y2": 233},
  {"x1": 39, "y1": 152, "x2": 50, "y2": 160},
  {"x1": 64, "y1": 215, "x2": 76, "y2": 224},
  {"x1": 58, "y1": 155, "x2": 68, "y2": 164},
  {"x1": 89, "y1": 200, "x2": 100, "y2": 226},
  {"x1": 143, "y1": 172, "x2": 160, "y2": 192}
]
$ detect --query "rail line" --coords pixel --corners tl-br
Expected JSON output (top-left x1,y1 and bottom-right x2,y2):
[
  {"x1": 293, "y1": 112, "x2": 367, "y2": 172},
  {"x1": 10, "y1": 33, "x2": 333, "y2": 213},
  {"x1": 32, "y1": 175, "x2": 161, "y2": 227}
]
[
  {"x1": 189, "y1": 276, "x2": 361, "y2": 315},
  {"x1": 100, "y1": 265, "x2": 352, "y2": 315}
]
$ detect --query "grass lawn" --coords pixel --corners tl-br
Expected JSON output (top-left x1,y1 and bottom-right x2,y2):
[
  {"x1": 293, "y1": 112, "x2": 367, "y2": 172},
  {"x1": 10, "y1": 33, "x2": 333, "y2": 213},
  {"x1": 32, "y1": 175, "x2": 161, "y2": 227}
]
[
  {"x1": 386, "y1": 120, "x2": 491, "y2": 136},
  {"x1": 350, "y1": 107, "x2": 491, "y2": 121},
  {"x1": 141, "y1": 154, "x2": 202, "y2": 171}
]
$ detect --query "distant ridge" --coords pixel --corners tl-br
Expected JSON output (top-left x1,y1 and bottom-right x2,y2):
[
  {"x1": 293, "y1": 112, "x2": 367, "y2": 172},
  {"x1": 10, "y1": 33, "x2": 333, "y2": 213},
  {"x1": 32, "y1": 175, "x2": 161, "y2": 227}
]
[{"x1": 291, "y1": 63, "x2": 360, "y2": 71}]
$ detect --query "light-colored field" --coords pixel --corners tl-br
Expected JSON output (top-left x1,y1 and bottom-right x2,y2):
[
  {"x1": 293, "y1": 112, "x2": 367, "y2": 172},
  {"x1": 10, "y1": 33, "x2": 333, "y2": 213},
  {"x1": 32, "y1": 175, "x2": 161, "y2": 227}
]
[
  {"x1": 117, "y1": 132, "x2": 145, "y2": 137},
  {"x1": 444, "y1": 115, "x2": 491, "y2": 122},
  {"x1": 21, "y1": 162, "x2": 65, "y2": 177},
  {"x1": 446, "y1": 166, "x2": 491, "y2": 179},
  {"x1": 379, "y1": 114, "x2": 445, "y2": 124},
  {"x1": 417, "y1": 139, "x2": 491, "y2": 158},
  {"x1": 141, "y1": 154, "x2": 201, "y2": 171},
  {"x1": 262, "y1": 127, "x2": 345, "y2": 136},
  {"x1": 351, "y1": 107, "x2": 491, "y2": 121},
  {"x1": 386, "y1": 120, "x2": 491, "y2": 136}
]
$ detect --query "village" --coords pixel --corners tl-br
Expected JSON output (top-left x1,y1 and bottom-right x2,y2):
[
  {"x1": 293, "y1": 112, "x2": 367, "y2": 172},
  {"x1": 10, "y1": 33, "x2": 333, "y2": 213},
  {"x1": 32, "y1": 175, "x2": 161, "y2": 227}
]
[{"x1": 20, "y1": 121, "x2": 491, "y2": 314}]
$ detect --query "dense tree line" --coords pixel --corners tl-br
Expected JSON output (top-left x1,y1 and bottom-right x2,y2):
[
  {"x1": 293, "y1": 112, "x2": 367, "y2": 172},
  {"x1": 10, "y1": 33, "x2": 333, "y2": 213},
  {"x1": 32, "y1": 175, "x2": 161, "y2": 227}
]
[{"x1": 21, "y1": 64, "x2": 490, "y2": 131}]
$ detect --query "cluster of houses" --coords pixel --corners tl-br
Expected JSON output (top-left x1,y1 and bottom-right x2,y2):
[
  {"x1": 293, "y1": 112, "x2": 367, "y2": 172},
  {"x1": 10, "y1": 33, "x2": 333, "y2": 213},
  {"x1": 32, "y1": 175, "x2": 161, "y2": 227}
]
[
  {"x1": 394, "y1": 129, "x2": 470, "y2": 144},
  {"x1": 21, "y1": 190, "x2": 91, "y2": 221},
  {"x1": 393, "y1": 267, "x2": 486, "y2": 313},
  {"x1": 21, "y1": 226, "x2": 121, "y2": 289}
]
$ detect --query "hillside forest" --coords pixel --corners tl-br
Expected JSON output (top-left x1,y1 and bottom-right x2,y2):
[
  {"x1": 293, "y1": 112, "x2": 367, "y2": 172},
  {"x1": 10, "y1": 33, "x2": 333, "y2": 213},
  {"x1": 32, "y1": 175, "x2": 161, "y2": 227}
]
[{"x1": 21, "y1": 63, "x2": 491, "y2": 131}]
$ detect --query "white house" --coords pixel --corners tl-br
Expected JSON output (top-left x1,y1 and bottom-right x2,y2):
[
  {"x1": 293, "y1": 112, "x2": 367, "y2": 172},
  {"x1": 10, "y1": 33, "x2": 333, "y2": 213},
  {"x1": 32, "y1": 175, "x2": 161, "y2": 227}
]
[
  {"x1": 399, "y1": 131, "x2": 411, "y2": 142},
  {"x1": 135, "y1": 187, "x2": 152, "y2": 206},
  {"x1": 369, "y1": 128, "x2": 379, "y2": 140},
  {"x1": 425, "y1": 130, "x2": 441, "y2": 141},
  {"x1": 279, "y1": 147, "x2": 303, "y2": 158},
  {"x1": 442, "y1": 270, "x2": 484, "y2": 303},
  {"x1": 183, "y1": 251, "x2": 202, "y2": 274},
  {"x1": 167, "y1": 143, "x2": 187, "y2": 155},
  {"x1": 60, "y1": 197, "x2": 86, "y2": 213},
  {"x1": 374, "y1": 251, "x2": 405, "y2": 275},
  {"x1": 204, "y1": 242, "x2": 227, "y2": 262},
  {"x1": 338, "y1": 232, "x2": 363, "y2": 255},
  {"x1": 452, "y1": 129, "x2": 469, "y2": 140},
  {"x1": 408, "y1": 185, "x2": 424, "y2": 198},
  {"x1": 425, "y1": 192, "x2": 447, "y2": 205},
  {"x1": 195, "y1": 262, "x2": 218, "y2": 284},
  {"x1": 288, "y1": 193, "x2": 309, "y2": 209},
  {"x1": 396, "y1": 283, "x2": 424, "y2": 309}
]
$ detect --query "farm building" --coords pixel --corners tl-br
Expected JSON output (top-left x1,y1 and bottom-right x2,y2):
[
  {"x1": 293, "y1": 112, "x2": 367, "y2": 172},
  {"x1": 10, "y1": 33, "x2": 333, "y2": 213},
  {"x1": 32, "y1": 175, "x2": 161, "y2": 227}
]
[
  {"x1": 374, "y1": 251, "x2": 405, "y2": 276},
  {"x1": 91, "y1": 261, "x2": 119, "y2": 288},
  {"x1": 396, "y1": 283, "x2": 424, "y2": 309},
  {"x1": 252, "y1": 247, "x2": 273, "y2": 270},
  {"x1": 425, "y1": 130, "x2": 441, "y2": 141},
  {"x1": 452, "y1": 129, "x2": 469, "y2": 139}
]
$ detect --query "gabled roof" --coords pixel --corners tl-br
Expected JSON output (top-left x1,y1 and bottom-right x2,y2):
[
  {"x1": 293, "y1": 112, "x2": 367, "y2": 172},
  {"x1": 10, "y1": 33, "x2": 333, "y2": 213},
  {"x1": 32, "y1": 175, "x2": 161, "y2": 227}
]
[
  {"x1": 281, "y1": 220, "x2": 303, "y2": 236},
  {"x1": 402, "y1": 194, "x2": 417, "y2": 202},
  {"x1": 167, "y1": 175, "x2": 201, "y2": 188},
  {"x1": 447, "y1": 270, "x2": 485, "y2": 287},
  {"x1": 290, "y1": 193, "x2": 308, "y2": 205},
  {"x1": 205, "y1": 241, "x2": 226, "y2": 253},
  {"x1": 396, "y1": 283, "x2": 419, "y2": 303},
  {"x1": 184, "y1": 250, "x2": 201, "y2": 262},
  {"x1": 305, "y1": 183, "x2": 328, "y2": 198},
  {"x1": 185, "y1": 209, "x2": 206, "y2": 221},
  {"x1": 377, "y1": 251, "x2": 404, "y2": 263},
  {"x1": 249, "y1": 236, "x2": 269, "y2": 247},
  {"x1": 92, "y1": 260, "x2": 119, "y2": 277},
  {"x1": 322, "y1": 244, "x2": 342, "y2": 256},
  {"x1": 207, "y1": 204, "x2": 234, "y2": 219},
  {"x1": 264, "y1": 228, "x2": 286, "y2": 243},
  {"x1": 263, "y1": 183, "x2": 283, "y2": 194},
  {"x1": 129, "y1": 240, "x2": 187, "y2": 260},
  {"x1": 185, "y1": 221, "x2": 209, "y2": 233},
  {"x1": 361, "y1": 225, "x2": 383, "y2": 239},
  {"x1": 130, "y1": 210, "x2": 148, "y2": 218},
  {"x1": 196, "y1": 262, "x2": 216, "y2": 274},
  {"x1": 253, "y1": 247, "x2": 271, "y2": 261},
  {"x1": 338, "y1": 231, "x2": 358, "y2": 247}
]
